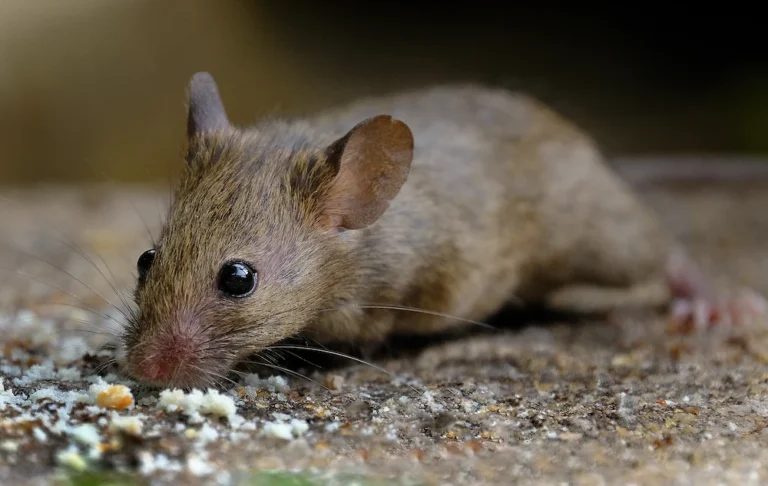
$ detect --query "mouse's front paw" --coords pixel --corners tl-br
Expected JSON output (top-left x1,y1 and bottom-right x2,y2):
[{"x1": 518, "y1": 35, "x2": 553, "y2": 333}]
[{"x1": 668, "y1": 287, "x2": 768, "y2": 333}]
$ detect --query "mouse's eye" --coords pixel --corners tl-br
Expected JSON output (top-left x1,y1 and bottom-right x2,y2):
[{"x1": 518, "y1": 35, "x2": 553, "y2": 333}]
[
  {"x1": 137, "y1": 249, "x2": 156, "y2": 284},
  {"x1": 218, "y1": 261, "x2": 257, "y2": 298}
]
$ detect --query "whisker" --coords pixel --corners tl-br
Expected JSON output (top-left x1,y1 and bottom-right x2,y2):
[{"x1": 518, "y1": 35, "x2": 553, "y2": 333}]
[
  {"x1": 233, "y1": 361, "x2": 328, "y2": 391},
  {"x1": 78, "y1": 245, "x2": 138, "y2": 324},
  {"x1": 52, "y1": 324, "x2": 119, "y2": 338},
  {"x1": 199, "y1": 303, "x2": 315, "y2": 342},
  {"x1": 58, "y1": 234, "x2": 141, "y2": 327},
  {"x1": 37, "y1": 328, "x2": 117, "y2": 342},
  {"x1": 266, "y1": 345, "x2": 415, "y2": 390},
  {"x1": 91, "y1": 358, "x2": 119, "y2": 377},
  {"x1": 38, "y1": 302, "x2": 126, "y2": 330},
  {"x1": 255, "y1": 350, "x2": 279, "y2": 366},
  {"x1": 5, "y1": 243, "x2": 130, "y2": 321},
  {"x1": 129, "y1": 198, "x2": 157, "y2": 247},
  {"x1": 63, "y1": 317, "x2": 123, "y2": 336},
  {"x1": 328, "y1": 303, "x2": 499, "y2": 331},
  {"x1": 53, "y1": 236, "x2": 127, "y2": 304},
  {"x1": 0, "y1": 267, "x2": 115, "y2": 318},
  {"x1": 190, "y1": 364, "x2": 239, "y2": 389},
  {"x1": 0, "y1": 195, "x2": 135, "y2": 314},
  {"x1": 1, "y1": 267, "x2": 129, "y2": 329},
  {"x1": 283, "y1": 349, "x2": 325, "y2": 370},
  {"x1": 91, "y1": 164, "x2": 158, "y2": 248}
]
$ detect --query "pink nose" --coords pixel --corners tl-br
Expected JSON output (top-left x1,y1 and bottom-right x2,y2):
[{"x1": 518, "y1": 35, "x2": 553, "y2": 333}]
[
  {"x1": 141, "y1": 357, "x2": 178, "y2": 382},
  {"x1": 131, "y1": 318, "x2": 204, "y2": 384},
  {"x1": 135, "y1": 339, "x2": 191, "y2": 383}
]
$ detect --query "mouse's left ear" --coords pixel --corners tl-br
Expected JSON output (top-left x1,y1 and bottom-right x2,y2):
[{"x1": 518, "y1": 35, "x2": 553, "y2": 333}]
[
  {"x1": 186, "y1": 72, "x2": 230, "y2": 138},
  {"x1": 318, "y1": 115, "x2": 414, "y2": 230}
]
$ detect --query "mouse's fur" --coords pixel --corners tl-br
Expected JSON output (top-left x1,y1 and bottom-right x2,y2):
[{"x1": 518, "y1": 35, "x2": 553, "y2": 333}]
[{"x1": 123, "y1": 72, "x2": 738, "y2": 389}]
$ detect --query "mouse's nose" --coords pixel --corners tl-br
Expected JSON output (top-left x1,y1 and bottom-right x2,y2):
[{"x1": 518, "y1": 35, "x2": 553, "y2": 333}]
[
  {"x1": 140, "y1": 355, "x2": 180, "y2": 382},
  {"x1": 126, "y1": 316, "x2": 237, "y2": 388},
  {"x1": 131, "y1": 331, "x2": 198, "y2": 384}
]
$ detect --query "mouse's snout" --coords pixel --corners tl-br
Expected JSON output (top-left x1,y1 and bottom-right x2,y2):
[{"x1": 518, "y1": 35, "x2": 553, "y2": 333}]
[
  {"x1": 125, "y1": 316, "x2": 235, "y2": 389},
  {"x1": 131, "y1": 331, "x2": 198, "y2": 384},
  {"x1": 136, "y1": 345, "x2": 186, "y2": 383}
]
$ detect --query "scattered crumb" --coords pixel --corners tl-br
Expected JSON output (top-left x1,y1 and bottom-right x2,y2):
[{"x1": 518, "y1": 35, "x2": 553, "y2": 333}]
[
  {"x1": 96, "y1": 384, "x2": 134, "y2": 410},
  {"x1": 137, "y1": 451, "x2": 157, "y2": 476},
  {"x1": 187, "y1": 411, "x2": 205, "y2": 425},
  {"x1": 262, "y1": 417, "x2": 310, "y2": 441},
  {"x1": 262, "y1": 422, "x2": 294, "y2": 441},
  {"x1": 197, "y1": 422, "x2": 219, "y2": 445},
  {"x1": 199, "y1": 389, "x2": 236, "y2": 418},
  {"x1": 68, "y1": 424, "x2": 101, "y2": 447},
  {"x1": 244, "y1": 374, "x2": 290, "y2": 392},
  {"x1": 290, "y1": 419, "x2": 309, "y2": 437},
  {"x1": 325, "y1": 374, "x2": 345, "y2": 391},
  {"x1": 1, "y1": 440, "x2": 19, "y2": 452},
  {"x1": 186, "y1": 453, "x2": 216, "y2": 476},
  {"x1": 108, "y1": 411, "x2": 143, "y2": 436},
  {"x1": 87, "y1": 379, "x2": 111, "y2": 402},
  {"x1": 56, "y1": 446, "x2": 88, "y2": 472},
  {"x1": 229, "y1": 414, "x2": 246, "y2": 429},
  {"x1": 32, "y1": 427, "x2": 47, "y2": 442},
  {"x1": 3, "y1": 182, "x2": 768, "y2": 484}
]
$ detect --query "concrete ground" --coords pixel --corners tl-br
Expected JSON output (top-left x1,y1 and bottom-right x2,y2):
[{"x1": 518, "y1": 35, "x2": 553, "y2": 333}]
[{"x1": 1, "y1": 157, "x2": 768, "y2": 485}]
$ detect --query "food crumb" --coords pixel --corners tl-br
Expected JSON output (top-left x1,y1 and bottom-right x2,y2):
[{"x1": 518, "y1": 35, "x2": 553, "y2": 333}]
[
  {"x1": 187, "y1": 411, "x2": 205, "y2": 424},
  {"x1": 198, "y1": 422, "x2": 219, "y2": 445},
  {"x1": 96, "y1": 384, "x2": 134, "y2": 410},
  {"x1": 187, "y1": 453, "x2": 216, "y2": 476},
  {"x1": 158, "y1": 388, "x2": 188, "y2": 413},
  {"x1": 229, "y1": 414, "x2": 246, "y2": 429},
  {"x1": 56, "y1": 446, "x2": 88, "y2": 472},
  {"x1": 137, "y1": 451, "x2": 156, "y2": 476},
  {"x1": 200, "y1": 389, "x2": 236, "y2": 418},
  {"x1": 69, "y1": 424, "x2": 101, "y2": 447},
  {"x1": 243, "y1": 374, "x2": 290, "y2": 392},
  {"x1": 262, "y1": 422, "x2": 294, "y2": 441},
  {"x1": 157, "y1": 388, "x2": 237, "y2": 420},
  {"x1": 33, "y1": 427, "x2": 48, "y2": 442},
  {"x1": 325, "y1": 374, "x2": 345, "y2": 391},
  {"x1": 290, "y1": 418, "x2": 309, "y2": 437},
  {"x1": 108, "y1": 412, "x2": 143, "y2": 436},
  {"x1": 1, "y1": 440, "x2": 19, "y2": 452}
]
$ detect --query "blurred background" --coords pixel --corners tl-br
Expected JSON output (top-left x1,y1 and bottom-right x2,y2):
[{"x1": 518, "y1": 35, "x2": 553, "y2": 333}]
[{"x1": 0, "y1": 1, "x2": 765, "y2": 185}]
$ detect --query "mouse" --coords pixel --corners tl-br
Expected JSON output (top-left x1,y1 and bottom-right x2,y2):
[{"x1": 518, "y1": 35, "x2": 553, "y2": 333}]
[{"x1": 120, "y1": 72, "x2": 766, "y2": 389}]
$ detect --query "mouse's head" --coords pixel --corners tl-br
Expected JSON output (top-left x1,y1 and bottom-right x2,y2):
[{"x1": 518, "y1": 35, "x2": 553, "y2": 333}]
[{"x1": 121, "y1": 72, "x2": 413, "y2": 389}]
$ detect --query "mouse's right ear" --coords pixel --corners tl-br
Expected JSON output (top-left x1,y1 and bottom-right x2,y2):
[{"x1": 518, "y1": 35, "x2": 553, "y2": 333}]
[
  {"x1": 317, "y1": 115, "x2": 414, "y2": 231},
  {"x1": 186, "y1": 72, "x2": 230, "y2": 139}
]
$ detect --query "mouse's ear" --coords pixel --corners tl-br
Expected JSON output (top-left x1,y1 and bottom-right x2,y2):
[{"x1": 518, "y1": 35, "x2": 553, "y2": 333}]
[
  {"x1": 318, "y1": 115, "x2": 414, "y2": 230},
  {"x1": 186, "y1": 72, "x2": 230, "y2": 138}
]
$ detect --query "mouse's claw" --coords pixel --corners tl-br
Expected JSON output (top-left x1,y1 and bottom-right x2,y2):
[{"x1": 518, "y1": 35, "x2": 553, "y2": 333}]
[{"x1": 667, "y1": 287, "x2": 768, "y2": 334}]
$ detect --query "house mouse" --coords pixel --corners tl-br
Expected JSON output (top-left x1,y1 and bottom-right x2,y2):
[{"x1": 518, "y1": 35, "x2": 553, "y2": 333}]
[{"x1": 121, "y1": 72, "x2": 766, "y2": 389}]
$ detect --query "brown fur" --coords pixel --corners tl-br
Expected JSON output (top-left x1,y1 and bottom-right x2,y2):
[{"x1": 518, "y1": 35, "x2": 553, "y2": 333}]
[{"x1": 123, "y1": 73, "x2": 708, "y2": 389}]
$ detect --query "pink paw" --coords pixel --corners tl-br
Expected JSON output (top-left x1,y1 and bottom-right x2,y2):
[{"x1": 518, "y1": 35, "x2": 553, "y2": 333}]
[{"x1": 668, "y1": 288, "x2": 768, "y2": 334}]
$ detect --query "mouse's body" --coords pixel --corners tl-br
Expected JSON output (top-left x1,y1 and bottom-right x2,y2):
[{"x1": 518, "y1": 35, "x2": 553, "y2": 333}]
[
  {"x1": 303, "y1": 86, "x2": 674, "y2": 343},
  {"x1": 122, "y1": 73, "x2": 760, "y2": 389}
]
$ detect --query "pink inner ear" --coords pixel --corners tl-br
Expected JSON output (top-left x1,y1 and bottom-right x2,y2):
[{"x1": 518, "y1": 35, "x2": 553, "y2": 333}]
[{"x1": 319, "y1": 115, "x2": 414, "y2": 231}]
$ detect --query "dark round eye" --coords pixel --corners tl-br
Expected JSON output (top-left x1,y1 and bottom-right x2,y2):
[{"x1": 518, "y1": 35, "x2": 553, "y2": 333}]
[
  {"x1": 218, "y1": 261, "x2": 257, "y2": 298},
  {"x1": 137, "y1": 249, "x2": 156, "y2": 283}
]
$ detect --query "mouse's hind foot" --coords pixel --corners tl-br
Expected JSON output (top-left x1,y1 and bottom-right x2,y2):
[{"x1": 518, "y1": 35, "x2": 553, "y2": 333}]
[
  {"x1": 668, "y1": 288, "x2": 768, "y2": 333},
  {"x1": 665, "y1": 248, "x2": 768, "y2": 332}
]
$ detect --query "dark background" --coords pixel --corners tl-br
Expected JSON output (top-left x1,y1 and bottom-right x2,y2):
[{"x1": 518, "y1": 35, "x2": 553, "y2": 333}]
[{"x1": 0, "y1": 1, "x2": 765, "y2": 184}]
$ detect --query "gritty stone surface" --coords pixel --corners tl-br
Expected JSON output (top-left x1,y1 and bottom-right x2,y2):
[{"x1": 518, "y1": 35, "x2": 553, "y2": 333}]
[{"x1": 2, "y1": 158, "x2": 768, "y2": 485}]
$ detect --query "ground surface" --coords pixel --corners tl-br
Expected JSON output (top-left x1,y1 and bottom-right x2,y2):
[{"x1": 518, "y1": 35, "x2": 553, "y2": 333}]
[{"x1": 2, "y1": 158, "x2": 768, "y2": 486}]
